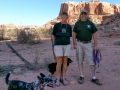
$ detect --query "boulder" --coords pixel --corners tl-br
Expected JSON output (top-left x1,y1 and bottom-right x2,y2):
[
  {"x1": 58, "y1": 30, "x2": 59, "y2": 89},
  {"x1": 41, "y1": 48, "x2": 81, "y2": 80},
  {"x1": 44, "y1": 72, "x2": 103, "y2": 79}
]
[
  {"x1": 114, "y1": 12, "x2": 120, "y2": 18},
  {"x1": 112, "y1": 27, "x2": 119, "y2": 31},
  {"x1": 100, "y1": 26, "x2": 105, "y2": 30},
  {"x1": 114, "y1": 40, "x2": 120, "y2": 45},
  {"x1": 102, "y1": 15, "x2": 115, "y2": 21},
  {"x1": 102, "y1": 18, "x2": 112, "y2": 25}
]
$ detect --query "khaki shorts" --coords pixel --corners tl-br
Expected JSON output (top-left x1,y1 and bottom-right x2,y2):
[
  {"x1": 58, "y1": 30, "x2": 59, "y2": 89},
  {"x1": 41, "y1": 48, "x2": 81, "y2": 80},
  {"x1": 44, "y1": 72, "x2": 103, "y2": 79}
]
[
  {"x1": 76, "y1": 41, "x2": 94, "y2": 65},
  {"x1": 54, "y1": 44, "x2": 71, "y2": 57}
]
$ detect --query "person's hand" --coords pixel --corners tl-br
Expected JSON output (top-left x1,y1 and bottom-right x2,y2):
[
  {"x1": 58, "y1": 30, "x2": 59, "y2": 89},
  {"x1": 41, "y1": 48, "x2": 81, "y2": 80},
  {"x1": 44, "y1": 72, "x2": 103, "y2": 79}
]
[
  {"x1": 94, "y1": 46, "x2": 98, "y2": 51},
  {"x1": 70, "y1": 45, "x2": 73, "y2": 50},
  {"x1": 73, "y1": 44, "x2": 77, "y2": 49}
]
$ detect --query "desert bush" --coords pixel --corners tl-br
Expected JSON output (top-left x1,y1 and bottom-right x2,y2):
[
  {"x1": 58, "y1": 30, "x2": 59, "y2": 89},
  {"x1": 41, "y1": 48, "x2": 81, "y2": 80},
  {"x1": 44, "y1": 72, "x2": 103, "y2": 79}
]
[
  {"x1": 17, "y1": 30, "x2": 28, "y2": 43},
  {"x1": 30, "y1": 47, "x2": 46, "y2": 69},
  {"x1": 31, "y1": 48, "x2": 43, "y2": 64},
  {"x1": 9, "y1": 29, "x2": 18, "y2": 38},
  {"x1": 36, "y1": 28, "x2": 51, "y2": 38},
  {"x1": 27, "y1": 32, "x2": 36, "y2": 44},
  {"x1": 30, "y1": 47, "x2": 55, "y2": 69},
  {"x1": 16, "y1": 29, "x2": 41, "y2": 44},
  {"x1": 0, "y1": 27, "x2": 51, "y2": 43},
  {"x1": 0, "y1": 29, "x2": 18, "y2": 41},
  {"x1": 0, "y1": 30, "x2": 5, "y2": 40},
  {"x1": 5, "y1": 29, "x2": 18, "y2": 40}
]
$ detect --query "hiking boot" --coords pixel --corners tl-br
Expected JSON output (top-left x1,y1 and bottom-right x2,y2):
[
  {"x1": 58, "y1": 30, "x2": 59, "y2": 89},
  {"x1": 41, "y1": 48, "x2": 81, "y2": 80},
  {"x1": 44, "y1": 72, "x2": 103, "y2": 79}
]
[
  {"x1": 78, "y1": 76, "x2": 84, "y2": 84},
  {"x1": 55, "y1": 79, "x2": 60, "y2": 86},
  {"x1": 91, "y1": 78, "x2": 102, "y2": 86},
  {"x1": 61, "y1": 78, "x2": 69, "y2": 86}
]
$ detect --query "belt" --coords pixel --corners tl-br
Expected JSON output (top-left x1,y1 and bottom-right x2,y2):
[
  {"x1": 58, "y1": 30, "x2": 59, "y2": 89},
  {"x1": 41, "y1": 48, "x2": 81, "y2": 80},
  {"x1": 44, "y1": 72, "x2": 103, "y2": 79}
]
[{"x1": 77, "y1": 40, "x2": 91, "y2": 43}]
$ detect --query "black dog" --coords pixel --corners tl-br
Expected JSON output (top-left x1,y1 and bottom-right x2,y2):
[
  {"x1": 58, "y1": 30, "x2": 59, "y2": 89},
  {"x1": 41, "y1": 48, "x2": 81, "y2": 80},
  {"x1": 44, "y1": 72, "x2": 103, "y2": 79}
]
[
  {"x1": 5, "y1": 72, "x2": 55, "y2": 90},
  {"x1": 48, "y1": 58, "x2": 73, "y2": 78}
]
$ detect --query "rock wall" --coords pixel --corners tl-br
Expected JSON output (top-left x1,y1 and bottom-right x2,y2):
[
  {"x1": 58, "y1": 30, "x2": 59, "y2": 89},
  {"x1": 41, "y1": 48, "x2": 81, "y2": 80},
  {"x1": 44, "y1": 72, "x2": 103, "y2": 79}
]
[
  {"x1": 41, "y1": 1, "x2": 120, "y2": 37},
  {"x1": 59, "y1": 2, "x2": 120, "y2": 24},
  {"x1": 59, "y1": 2, "x2": 120, "y2": 15}
]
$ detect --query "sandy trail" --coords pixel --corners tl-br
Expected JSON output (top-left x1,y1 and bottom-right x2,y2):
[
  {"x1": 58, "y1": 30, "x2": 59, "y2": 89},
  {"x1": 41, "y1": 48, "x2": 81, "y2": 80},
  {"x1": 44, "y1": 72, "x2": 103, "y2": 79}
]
[{"x1": 0, "y1": 37, "x2": 120, "y2": 90}]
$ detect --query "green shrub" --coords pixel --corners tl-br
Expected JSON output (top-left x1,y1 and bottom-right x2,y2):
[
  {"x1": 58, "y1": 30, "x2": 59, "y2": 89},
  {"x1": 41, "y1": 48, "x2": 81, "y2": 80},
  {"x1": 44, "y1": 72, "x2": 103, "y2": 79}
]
[
  {"x1": 0, "y1": 27, "x2": 51, "y2": 43},
  {"x1": 17, "y1": 30, "x2": 28, "y2": 43},
  {"x1": 0, "y1": 30, "x2": 5, "y2": 40},
  {"x1": 36, "y1": 28, "x2": 51, "y2": 38}
]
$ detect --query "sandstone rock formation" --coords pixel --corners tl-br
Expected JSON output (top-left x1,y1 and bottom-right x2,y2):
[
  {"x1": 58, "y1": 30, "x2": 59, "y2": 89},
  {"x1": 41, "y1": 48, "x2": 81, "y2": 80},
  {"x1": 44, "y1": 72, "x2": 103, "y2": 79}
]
[
  {"x1": 0, "y1": 24, "x2": 39, "y2": 30},
  {"x1": 41, "y1": 1, "x2": 120, "y2": 32},
  {"x1": 59, "y1": 2, "x2": 120, "y2": 24},
  {"x1": 0, "y1": 24, "x2": 17, "y2": 30}
]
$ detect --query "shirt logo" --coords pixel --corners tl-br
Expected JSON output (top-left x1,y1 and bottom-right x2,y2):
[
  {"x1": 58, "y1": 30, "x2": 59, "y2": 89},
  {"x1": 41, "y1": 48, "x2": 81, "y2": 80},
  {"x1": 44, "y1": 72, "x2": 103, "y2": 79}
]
[
  {"x1": 62, "y1": 28, "x2": 66, "y2": 33},
  {"x1": 87, "y1": 25, "x2": 91, "y2": 29}
]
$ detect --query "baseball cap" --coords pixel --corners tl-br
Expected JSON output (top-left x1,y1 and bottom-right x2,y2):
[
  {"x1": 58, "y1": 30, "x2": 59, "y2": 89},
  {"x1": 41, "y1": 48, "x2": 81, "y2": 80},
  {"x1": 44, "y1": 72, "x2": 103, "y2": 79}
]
[{"x1": 80, "y1": 9, "x2": 87, "y2": 13}]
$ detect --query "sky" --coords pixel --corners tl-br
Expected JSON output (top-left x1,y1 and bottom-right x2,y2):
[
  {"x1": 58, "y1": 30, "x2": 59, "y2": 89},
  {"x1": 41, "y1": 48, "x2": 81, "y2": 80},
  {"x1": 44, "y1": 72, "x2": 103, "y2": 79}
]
[{"x1": 0, "y1": 0, "x2": 120, "y2": 26}]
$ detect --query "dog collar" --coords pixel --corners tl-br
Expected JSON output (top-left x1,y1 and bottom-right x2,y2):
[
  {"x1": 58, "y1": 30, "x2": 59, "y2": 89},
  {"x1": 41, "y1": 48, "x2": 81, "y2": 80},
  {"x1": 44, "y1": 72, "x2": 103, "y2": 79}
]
[{"x1": 38, "y1": 82, "x2": 43, "y2": 90}]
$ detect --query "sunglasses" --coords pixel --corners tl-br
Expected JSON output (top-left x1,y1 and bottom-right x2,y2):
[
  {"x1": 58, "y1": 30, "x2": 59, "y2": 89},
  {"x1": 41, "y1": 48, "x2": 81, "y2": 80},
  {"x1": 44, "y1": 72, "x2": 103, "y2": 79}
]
[{"x1": 81, "y1": 12, "x2": 87, "y2": 15}]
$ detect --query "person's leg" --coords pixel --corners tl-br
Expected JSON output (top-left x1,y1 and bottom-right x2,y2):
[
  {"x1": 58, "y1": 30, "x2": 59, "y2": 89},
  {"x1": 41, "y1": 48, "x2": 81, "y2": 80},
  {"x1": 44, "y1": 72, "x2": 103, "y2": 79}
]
[
  {"x1": 62, "y1": 56, "x2": 68, "y2": 79},
  {"x1": 78, "y1": 63, "x2": 84, "y2": 77},
  {"x1": 84, "y1": 43, "x2": 102, "y2": 85},
  {"x1": 90, "y1": 65, "x2": 96, "y2": 79},
  {"x1": 90, "y1": 65, "x2": 102, "y2": 86},
  {"x1": 56, "y1": 57, "x2": 63, "y2": 80},
  {"x1": 62, "y1": 44, "x2": 71, "y2": 79},
  {"x1": 76, "y1": 41, "x2": 84, "y2": 84},
  {"x1": 55, "y1": 57, "x2": 63, "y2": 86},
  {"x1": 84, "y1": 42, "x2": 96, "y2": 78},
  {"x1": 54, "y1": 45, "x2": 63, "y2": 86},
  {"x1": 61, "y1": 45, "x2": 71, "y2": 85},
  {"x1": 76, "y1": 41, "x2": 84, "y2": 77}
]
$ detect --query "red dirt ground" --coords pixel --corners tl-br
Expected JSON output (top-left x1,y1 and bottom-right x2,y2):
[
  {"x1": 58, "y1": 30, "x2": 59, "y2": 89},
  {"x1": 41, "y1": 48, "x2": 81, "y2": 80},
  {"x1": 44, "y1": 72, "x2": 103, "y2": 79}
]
[{"x1": 0, "y1": 37, "x2": 120, "y2": 90}]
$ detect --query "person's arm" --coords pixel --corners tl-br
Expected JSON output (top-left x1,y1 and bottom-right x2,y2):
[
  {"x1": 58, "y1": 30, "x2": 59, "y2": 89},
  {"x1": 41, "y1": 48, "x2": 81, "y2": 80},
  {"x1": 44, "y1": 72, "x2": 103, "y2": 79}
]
[
  {"x1": 72, "y1": 24, "x2": 77, "y2": 49},
  {"x1": 72, "y1": 32, "x2": 77, "y2": 49},
  {"x1": 91, "y1": 22, "x2": 98, "y2": 51},
  {"x1": 51, "y1": 35, "x2": 55, "y2": 43},
  {"x1": 93, "y1": 32, "x2": 98, "y2": 51},
  {"x1": 69, "y1": 25, "x2": 73, "y2": 47},
  {"x1": 51, "y1": 23, "x2": 57, "y2": 43}
]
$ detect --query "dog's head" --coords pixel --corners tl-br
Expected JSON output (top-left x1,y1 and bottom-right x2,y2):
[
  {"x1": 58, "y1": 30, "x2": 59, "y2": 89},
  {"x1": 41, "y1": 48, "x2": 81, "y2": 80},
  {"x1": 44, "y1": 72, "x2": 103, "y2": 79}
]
[
  {"x1": 67, "y1": 58, "x2": 73, "y2": 66},
  {"x1": 37, "y1": 73, "x2": 55, "y2": 88}
]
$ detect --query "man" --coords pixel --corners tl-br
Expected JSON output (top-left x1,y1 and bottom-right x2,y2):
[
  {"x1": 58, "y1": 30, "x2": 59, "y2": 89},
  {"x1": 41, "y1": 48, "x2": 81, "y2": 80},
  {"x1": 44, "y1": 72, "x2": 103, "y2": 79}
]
[
  {"x1": 72, "y1": 9, "x2": 102, "y2": 86},
  {"x1": 51, "y1": 12, "x2": 72, "y2": 86}
]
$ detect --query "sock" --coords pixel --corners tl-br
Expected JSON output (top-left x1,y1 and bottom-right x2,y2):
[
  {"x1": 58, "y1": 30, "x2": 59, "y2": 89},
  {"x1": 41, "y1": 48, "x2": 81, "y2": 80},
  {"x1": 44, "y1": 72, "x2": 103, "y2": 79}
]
[
  {"x1": 80, "y1": 75, "x2": 84, "y2": 77},
  {"x1": 92, "y1": 76, "x2": 96, "y2": 79}
]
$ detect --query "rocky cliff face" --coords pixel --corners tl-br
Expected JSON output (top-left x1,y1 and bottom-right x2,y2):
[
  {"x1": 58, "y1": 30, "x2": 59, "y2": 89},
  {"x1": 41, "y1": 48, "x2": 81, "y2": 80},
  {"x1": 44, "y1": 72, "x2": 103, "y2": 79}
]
[
  {"x1": 41, "y1": 1, "x2": 120, "y2": 37},
  {"x1": 59, "y1": 2, "x2": 120, "y2": 24}
]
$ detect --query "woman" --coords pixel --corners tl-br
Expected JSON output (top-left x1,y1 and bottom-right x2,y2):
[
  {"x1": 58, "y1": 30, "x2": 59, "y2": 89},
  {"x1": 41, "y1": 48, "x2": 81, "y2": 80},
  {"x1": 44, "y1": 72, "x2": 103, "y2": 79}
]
[{"x1": 51, "y1": 12, "x2": 72, "y2": 86}]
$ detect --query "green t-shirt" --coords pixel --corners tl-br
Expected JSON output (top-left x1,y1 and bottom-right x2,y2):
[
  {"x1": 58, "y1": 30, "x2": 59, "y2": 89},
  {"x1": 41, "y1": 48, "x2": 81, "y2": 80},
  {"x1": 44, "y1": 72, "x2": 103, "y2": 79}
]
[
  {"x1": 73, "y1": 20, "x2": 97, "y2": 41},
  {"x1": 52, "y1": 22, "x2": 72, "y2": 45}
]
